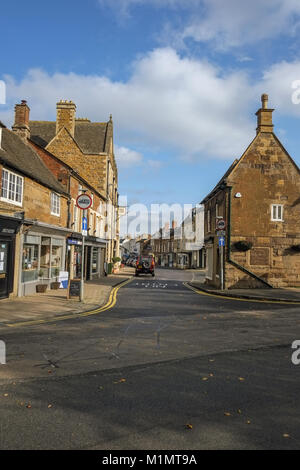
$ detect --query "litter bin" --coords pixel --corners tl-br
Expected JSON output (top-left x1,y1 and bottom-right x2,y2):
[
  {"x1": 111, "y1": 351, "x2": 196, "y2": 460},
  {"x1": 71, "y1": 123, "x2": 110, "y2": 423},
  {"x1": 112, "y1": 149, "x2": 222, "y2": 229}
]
[{"x1": 107, "y1": 262, "x2": 113, "y2": 274}]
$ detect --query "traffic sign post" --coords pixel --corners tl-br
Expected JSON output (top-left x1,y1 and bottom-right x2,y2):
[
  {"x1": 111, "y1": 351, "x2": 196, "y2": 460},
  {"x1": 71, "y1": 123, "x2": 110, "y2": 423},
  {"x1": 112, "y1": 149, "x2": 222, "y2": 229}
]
[
  {"x1": 76, "y1": 192, "x2": 92, "y2": 303},
  {"x1": 218, "y1": 235, "x2": 225, "y2": 290},
  {"x1": 80, "y1": 209, "x2": 87, "y2": 302}
]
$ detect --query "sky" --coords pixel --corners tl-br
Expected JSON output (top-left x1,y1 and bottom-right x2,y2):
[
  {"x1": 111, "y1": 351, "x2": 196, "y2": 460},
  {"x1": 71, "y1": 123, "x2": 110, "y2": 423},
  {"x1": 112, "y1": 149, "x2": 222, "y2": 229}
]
[{"x1": 1, "y1": 0, "x2": 300, "y2": 234}]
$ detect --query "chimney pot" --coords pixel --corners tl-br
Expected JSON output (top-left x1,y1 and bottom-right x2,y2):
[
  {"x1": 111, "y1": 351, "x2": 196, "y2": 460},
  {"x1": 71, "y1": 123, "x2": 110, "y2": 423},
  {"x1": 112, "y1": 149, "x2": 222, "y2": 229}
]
[
  {"x1": 256, "y1": 94, "x2": 274, "y2": 134},
  {"x1": 12, "y1": 100, "x2": 30, "y2": 142},
  {"x1": 56, "y1": 100, "x2": 76, "y2": 136}
]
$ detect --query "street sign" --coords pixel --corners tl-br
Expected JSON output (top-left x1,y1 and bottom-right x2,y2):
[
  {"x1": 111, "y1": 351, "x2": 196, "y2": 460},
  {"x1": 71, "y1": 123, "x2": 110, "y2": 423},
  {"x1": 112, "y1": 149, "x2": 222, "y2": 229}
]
[
  {"x1": 217, "y1": 230, "x2": 226, "y2": 236},
  {"x1": 82, "y1": 216, "x2": 88, "y2": 236},
  {"x1": 76, "y1": 194, "x2": 92, "y2": 210},
  {"x1": 218, "y1": 236, "x2": 225, "y2": 247},
  {"x1": 216, "y1": 218, "x2": 226, "y2": 230}
]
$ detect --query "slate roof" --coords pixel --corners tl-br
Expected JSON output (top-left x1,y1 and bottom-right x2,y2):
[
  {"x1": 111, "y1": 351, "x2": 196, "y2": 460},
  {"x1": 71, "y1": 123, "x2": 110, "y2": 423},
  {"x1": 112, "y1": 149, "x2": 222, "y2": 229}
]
[
  {"x1": 0, "y1": 128, "x2": 67, "y2": 195},
  {"x1": 29, "y1": 120, "x2": 110, "y2": 154}
]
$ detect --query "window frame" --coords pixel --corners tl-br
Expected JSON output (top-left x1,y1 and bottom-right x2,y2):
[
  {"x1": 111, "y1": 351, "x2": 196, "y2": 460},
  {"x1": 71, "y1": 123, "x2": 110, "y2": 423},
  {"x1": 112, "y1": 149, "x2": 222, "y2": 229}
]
[
  {"x1": 271, "y1": 204, "x2": 284, "y2": 222},
  {"x1": 1, "y1": 168, "x2": 23, "y2": 206},
  {"x1": 51, "y1": 192, "x2": 61, "y2": 217}
]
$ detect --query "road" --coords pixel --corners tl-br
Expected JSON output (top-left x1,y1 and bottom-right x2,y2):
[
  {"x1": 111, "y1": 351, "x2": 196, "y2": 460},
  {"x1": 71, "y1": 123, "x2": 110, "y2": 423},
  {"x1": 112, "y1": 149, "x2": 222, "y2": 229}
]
[{"x1": 1, "y1": 268, "x2": 300, "y2": 449}]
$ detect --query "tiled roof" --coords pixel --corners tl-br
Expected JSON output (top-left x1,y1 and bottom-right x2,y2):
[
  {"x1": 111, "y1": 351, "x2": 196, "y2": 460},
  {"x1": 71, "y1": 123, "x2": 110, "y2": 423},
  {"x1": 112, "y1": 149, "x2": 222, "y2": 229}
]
[
  {"x1": 0, "y1": 128, "x2": 67, "y2": 195},
  {"x1": 29, "y1": 120, "x2": 110, "y2": 154}
]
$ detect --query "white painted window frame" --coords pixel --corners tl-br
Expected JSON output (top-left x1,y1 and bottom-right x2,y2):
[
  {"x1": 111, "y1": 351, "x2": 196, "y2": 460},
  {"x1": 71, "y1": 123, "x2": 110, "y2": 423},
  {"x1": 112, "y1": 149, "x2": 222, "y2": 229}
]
[
  {"x1": 51, "y1": 192, "x2": 60, "y2": 217},
  {"x1": 0, "y1": 168, "x2": 23, "y2": 206},
  {"x1": 271, "y1": 204, "x2": 283, "y2": 222}
]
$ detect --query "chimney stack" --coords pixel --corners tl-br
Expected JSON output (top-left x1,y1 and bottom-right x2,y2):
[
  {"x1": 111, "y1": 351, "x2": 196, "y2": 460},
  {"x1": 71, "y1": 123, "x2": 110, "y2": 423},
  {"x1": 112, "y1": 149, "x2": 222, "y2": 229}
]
[
  {"x1": 256, "y1": 94, "x2": 274, "y2": 134},
  {"x1": 56, "y1": 100, "x2": 76, "y2": 137},
  {"x1": 12, "y1": 100, "x2": 30, "y2": 142}
]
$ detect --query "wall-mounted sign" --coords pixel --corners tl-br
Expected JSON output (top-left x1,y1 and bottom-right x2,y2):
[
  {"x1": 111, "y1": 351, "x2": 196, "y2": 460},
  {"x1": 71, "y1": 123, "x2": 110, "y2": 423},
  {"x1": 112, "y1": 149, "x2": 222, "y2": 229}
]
[{"x1": 67, "y1": 238, "x2": 82, "y2": 246}]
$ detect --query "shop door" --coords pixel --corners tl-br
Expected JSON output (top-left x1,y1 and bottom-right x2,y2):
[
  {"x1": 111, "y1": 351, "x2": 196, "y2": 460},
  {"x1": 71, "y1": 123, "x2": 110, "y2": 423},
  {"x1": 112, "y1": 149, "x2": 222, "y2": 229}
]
[{"x1": 0, "y1": 241, "x2": 9, "y2": 299}]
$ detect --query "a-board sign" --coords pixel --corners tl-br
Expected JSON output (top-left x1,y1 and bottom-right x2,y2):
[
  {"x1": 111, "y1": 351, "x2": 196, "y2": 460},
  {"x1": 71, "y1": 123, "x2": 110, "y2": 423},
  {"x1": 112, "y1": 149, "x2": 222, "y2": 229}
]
[{"x1": 68, "y1": 279, "x2": 81, "y2": 299}]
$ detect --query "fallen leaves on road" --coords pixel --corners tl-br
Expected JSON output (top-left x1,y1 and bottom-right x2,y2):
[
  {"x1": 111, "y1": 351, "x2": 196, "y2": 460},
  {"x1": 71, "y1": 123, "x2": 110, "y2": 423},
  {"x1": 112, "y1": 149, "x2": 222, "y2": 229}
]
[
  {"x1": 185, "y1": 424, "x2": 193, "y2": 430},
  {"x1": 114, "y1": 378, "x2": 126, "y2": 384}
]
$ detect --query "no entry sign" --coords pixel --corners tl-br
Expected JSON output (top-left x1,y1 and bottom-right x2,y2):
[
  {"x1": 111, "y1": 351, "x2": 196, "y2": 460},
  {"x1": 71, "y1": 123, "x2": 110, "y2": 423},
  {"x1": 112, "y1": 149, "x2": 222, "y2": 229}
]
[{"x1": 76, "y1": 194, "x2": 92, "y2": 210}]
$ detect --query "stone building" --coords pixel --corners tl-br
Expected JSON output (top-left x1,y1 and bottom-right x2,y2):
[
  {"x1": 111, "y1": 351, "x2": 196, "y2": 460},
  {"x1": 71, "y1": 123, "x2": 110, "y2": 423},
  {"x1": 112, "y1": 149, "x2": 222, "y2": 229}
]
[
  {"x1": 29, "y1": 100, "x2": 119, "y2": 263},
  {"x1": 201, "y1": 94, "x2": 300, "y2": 289},
  {"x1": 0, "y1": 120, "x2": 69, "y2": 298}
]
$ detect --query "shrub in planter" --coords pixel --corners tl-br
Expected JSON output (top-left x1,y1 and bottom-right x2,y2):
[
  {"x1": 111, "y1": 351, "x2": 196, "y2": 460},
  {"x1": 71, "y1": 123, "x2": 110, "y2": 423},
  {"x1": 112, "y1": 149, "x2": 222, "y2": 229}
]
[
  {"x1": 51, "y1": 268, "x2": 61, "y2": 289},
  {"x1": 36, "y1": 269, "x2": 48, "y2": 293},
  {"x1": 233, "y1": 241, "x2": 253, "y2": 252}
]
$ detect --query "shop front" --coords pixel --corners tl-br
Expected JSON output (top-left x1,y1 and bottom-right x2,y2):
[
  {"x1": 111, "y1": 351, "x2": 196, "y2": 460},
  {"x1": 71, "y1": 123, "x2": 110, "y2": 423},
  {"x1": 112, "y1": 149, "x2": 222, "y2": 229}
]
[
  {"x1": 0, "y1": 215, "x2": 22, "y2": 299},
  {"x1": 66, "y1": 236, "x2": 107, "y2": 281},
  {"x1": 20, "y1": 223, "x2": 69, "y2": 296}
]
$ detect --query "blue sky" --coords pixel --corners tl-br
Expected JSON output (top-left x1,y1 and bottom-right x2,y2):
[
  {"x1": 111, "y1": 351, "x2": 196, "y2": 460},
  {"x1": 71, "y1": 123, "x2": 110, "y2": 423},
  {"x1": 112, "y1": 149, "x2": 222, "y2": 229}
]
[{"x1": 2, "y1": 0, "x2": 300, "y2": 231}]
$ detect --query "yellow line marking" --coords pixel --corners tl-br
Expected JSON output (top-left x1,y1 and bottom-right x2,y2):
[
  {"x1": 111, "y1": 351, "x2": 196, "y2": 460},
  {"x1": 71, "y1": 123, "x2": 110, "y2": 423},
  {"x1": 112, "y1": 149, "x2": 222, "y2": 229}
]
[
  {"x1": 5, "y1": 278, "x2": 133, "y2": 328},
  {"x1": 183, "y1": 282, "x2": 300, "y2": 305}
]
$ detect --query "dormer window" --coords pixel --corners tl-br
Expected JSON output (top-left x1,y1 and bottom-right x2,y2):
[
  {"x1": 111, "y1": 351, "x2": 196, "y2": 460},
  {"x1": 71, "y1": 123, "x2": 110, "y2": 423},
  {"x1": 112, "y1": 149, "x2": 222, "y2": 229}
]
[{"x1": 1, "y1": 168, "x2": 23, "y2": 206}]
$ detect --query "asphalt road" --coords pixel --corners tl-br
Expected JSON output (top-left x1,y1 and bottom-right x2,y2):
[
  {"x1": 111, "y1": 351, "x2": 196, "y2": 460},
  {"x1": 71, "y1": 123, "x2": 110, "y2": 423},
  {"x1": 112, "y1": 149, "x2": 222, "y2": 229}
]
[{"x1": 1, "y1": 268, "x2": 300, "y2": 449}]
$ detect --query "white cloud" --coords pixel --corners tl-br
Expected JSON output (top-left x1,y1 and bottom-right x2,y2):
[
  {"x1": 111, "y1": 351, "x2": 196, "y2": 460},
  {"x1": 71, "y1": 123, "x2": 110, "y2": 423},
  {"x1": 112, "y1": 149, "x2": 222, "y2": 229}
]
[
  {"x1": 180, "y1": 0, "x2": 300, "y2": 49},
  {"x1": 2, "y1": 48, "x2": 300, "y2": 162},
  {"x1": 99, "y1": 0, "x2": 300, "y2": 49},
  {"x1": 115, "y1": 145, "x2": 143, "y2": 167}
]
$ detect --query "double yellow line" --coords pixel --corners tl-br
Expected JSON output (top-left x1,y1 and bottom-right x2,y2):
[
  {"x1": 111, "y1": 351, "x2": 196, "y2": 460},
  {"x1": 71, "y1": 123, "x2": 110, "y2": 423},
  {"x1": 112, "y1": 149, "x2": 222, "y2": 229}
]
[
  {"x1": 184, "y1": 282, "x2": 300, "y2": 305},
  {"x1": 5, "y1": 278, "x2": 133, "y2": 328}
]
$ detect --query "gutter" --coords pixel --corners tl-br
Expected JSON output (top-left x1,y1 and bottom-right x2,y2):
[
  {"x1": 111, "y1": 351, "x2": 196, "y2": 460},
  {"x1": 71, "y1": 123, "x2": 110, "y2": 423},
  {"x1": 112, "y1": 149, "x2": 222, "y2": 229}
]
[{"x1": 226, "y1": 185, "x2": 273, "y2": 289}]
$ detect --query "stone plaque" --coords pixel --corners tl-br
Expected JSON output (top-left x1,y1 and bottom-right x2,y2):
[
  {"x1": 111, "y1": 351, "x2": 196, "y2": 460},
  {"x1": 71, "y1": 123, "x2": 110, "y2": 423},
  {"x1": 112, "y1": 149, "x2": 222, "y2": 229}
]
[{"x1": 250, "y1": 248, "x2": 269, "y2": 266}]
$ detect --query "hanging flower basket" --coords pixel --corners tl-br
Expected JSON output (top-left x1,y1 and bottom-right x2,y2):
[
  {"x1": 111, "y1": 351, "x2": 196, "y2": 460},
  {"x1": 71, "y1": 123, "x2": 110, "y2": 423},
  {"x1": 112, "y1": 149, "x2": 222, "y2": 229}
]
[{"x1": 233, "y1": 241, "x2": 253, "y2": 252}]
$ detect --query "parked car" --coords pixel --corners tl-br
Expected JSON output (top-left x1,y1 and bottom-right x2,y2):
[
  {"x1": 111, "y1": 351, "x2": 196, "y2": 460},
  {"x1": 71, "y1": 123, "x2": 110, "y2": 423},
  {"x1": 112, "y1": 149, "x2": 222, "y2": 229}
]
[{"x1": 135, "y1": 256, "x2": 155, "y2": 277}]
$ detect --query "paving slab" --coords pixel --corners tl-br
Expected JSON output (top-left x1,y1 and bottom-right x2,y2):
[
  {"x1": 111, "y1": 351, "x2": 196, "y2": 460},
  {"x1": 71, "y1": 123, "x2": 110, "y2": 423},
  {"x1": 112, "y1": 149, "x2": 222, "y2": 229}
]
[{"x1": 0, "y1": 268, "x2": 134, "y2": 325}]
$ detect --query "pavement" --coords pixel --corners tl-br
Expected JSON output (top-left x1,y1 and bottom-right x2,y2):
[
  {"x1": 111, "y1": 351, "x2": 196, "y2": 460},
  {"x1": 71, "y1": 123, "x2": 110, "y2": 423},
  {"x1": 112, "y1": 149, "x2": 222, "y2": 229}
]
[
  {"x1": 0, "y1": 266, "x2": 134, "y2": 326},
  {"x1": 189, "y1": 280, "x2": 300, "y2": 303}
]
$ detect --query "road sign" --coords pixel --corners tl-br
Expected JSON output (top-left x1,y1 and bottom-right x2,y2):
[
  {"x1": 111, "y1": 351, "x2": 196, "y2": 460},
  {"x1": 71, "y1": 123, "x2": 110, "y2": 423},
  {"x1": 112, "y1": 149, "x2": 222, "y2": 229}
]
[
  {"x1": 216, "y1": 218, "x2": 226, "y2": 230},
  {"x1": 218, "y1": 236, "x2": 225, "y2": 247},
  {"x1": 82, "y1": 216, "x2": 88, "y2": 236},
  {"x1": 76, "y1": 194, "x2": 92, "y2": 210},
  {"x1": 217, "y1": 230, "x2": 226, "y2": 236}
]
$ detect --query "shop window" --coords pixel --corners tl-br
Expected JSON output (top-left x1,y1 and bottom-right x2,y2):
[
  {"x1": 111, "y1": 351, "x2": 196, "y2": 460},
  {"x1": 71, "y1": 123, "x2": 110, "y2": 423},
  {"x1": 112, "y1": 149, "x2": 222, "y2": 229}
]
[
  {"x1": 1, "y1": 169, "x2": 23, "y2": 206},
  {"x1": 40, "y1": 237, "x2": 51, "y2": 277},
  {"x1": 51, "y1": 244, "x2": 63, "y2": 277},
  {"x1": 51, "y1": 193, "x2": 60, "y2": 216},
  {"x1": 92, "y1": 248, "x2": 99, "y2": 273},
  {"x1": 22, "y1": 244, "x2": 39, "y2": 282}
]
